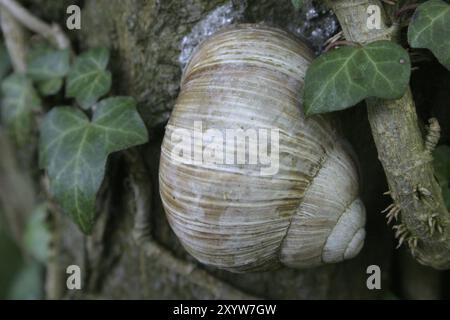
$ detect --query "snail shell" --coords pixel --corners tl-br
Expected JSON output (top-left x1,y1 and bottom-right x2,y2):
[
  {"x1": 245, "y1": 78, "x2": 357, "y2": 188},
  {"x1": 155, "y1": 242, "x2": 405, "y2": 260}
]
[{"x1": 159, "y1": 24, "x2": 366, "y2": 272}]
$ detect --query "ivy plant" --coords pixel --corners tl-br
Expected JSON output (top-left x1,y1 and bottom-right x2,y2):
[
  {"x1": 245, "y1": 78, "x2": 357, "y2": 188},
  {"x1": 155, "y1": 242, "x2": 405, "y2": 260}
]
[
  {"x1": 0, "y1": 44, "x2": 148, "y2": 234},
  {"x1": 38, "y1": 47, "x2": 147, "y2": 234},
  {"x1": 66, "y1": 47, "x2": 112, "y2": 109},
  {"x1": 304, "y1": 41, "x2": 411, "y2": 115},
  {"x1": 40, "y1": 97, "x2": 147, "y2": 233},
  {"x1": 1, "y1": 74, "x2": 41, "y2": 146},
  {"x1": 27, "y1": 46, "x2": 70, "y2": 95},
  {"x1": 302, "y1": 0, "x2": 450, "y2": 214},
  {"x1": 303, "y1": 0, "x2": 450, "y2": 115},
  {"x1": 408, "y1": 0, "x2": 450, "y2": 71}
]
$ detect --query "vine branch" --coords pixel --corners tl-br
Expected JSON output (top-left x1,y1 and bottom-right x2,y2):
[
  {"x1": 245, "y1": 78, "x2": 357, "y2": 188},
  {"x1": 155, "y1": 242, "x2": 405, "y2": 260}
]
[
  {"x1": 0, "y1": 7, "x2": 26, "y2": 72},
  {"x1": 326, "y1": 0, "x2": 450, "y2": 269},
  {"x1": 0, "y1": 0, "x2": 70, "y2": 49}
]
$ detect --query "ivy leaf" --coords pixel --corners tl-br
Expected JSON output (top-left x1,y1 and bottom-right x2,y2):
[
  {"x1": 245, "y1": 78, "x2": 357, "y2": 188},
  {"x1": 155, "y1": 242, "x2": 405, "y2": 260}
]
[
  {"x1": 65, "y1": 47, "x2": 112, "y2": 109},
  {"x1": 1, "y1": 74, "x2": 41, "y2": 146},
  {"x1": 39, "y1": 97, "x2": 148, "y2": 234},
  {"x1": 27, "y1": 47, "x2": 69, "y2": 96},
  {"x1": 433, "y1": 145, "x2": 450, "y2": 211},
  {"x1": 27, "y1": 47, "x2": 70, "y2": 81},
  {"x1": 37, "y1": 78, "x2": 63, "y2": 96},
  {"x1": 291, "y1": 0, "x2": 303, "y2": 10},
  {"x1": 303, "y1": 41, "x2": 411, "y2": 115},
  {"x1": 408, "y1": 0, "x2": 450, "y2": 70}
]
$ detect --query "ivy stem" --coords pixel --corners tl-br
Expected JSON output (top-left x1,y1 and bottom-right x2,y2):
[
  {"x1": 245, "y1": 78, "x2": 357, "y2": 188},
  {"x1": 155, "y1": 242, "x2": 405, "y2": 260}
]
[
  {"x1": 326, "y1": 0, "x2": 450, "y2": 270},
  {"x1": 0, "y1": 0, "x2": 70, "y2": 50},
  {"x1": 0, "y1": 8, "x2": 26, "y2": 72}
]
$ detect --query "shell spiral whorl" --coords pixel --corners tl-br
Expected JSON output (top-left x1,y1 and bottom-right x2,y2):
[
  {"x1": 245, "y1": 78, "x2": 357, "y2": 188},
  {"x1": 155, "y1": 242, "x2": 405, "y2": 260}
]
[{"x1": 159, "y1": 24, "x2": 366, "y2": 272}]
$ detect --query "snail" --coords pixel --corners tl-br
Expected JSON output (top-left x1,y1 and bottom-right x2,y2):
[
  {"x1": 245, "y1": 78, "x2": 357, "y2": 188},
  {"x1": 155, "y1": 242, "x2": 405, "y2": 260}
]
[{"x1": 159, "y1": 24, "x2": 366, "y2": 272}]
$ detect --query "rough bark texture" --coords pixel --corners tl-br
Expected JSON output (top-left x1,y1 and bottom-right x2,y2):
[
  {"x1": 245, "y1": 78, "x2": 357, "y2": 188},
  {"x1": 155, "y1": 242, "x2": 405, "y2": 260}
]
[{"x1": 328, "y1": 0, "x2": 450, "y2": 270}]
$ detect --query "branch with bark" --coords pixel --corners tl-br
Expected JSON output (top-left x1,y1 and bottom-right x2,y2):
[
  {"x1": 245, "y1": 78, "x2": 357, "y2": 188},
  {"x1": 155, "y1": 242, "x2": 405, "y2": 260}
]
[
  {"x1": 0, "y1": 7, "x2": 26, "y2": 72},
  {"x1": 326, "y1": 0, "x2": 450, "y2": 269}
]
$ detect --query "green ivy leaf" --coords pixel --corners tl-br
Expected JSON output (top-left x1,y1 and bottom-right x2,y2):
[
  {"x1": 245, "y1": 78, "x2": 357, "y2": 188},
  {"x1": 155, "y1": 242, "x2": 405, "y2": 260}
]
[
  {"x1": 291, "y1": 0, "x2": 303, "y2": 10},
  {"x1": 27, "y1": 47, "x2": 70, "y2": 81},
  {"x1": 408, "y1": 0, "x2": 450, "y2": 70},
  {"x1": 39, "y1": 97, "x2": 148, "y2": 234},
  {"x1": 27, "y1": 47, "x2": 70, "y2": 96},
  {"x1": 37, "y1": 78, "x2": 63, "y2": 96},
  {"x1": 303, "y1": 41, "x2": 411, "y2": 115},
  {"x1": 433, "y1": 145, "x2": 450, "y2": 211},
  {"x1": 1, "y1": 74, "x2": 41, "y2": 146},
  {"x1": 65, "y1": 47, "x2": 112, "y2": 109}
]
